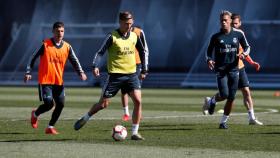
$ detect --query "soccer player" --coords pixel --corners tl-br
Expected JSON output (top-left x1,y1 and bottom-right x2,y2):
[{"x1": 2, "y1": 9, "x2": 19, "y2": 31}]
[
  {"x1": 24, "y1": 22, "x2": 87, "y2": 134},
  {"x1": 203, "y1": 13, "x2": 263, "y2": 126},
  {"x1": 204, "y1": 10, "x2": 251, "y2": 129},
  {"x1": 121, "y1": 26, "x2": 149, "y2": 121},
  {"x1": 73, "y1": 11, "x2": 148, "y2": 140}
]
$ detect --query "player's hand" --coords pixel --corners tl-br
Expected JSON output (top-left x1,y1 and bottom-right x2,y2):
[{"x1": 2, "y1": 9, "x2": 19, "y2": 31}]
[
  {"x1": 238, "y1": 53, "x2": 245, "y2": 59},
  {"x1": 140, "y1": 73, "x2": 147, "y2": 80},
  {"x1": 207, "y1": 60, "x2": 215, "y2": 70},
  {"x1": 253, "y1": 62, "x2": 260, "y2": 71},
  {"x1": 80, "y1": 72, "x2": 87, "y2": 81},
  {"x1": 24, "y1": 74, "x2": 32, "y2": 83},
  {"x1": 93, "y1": 68, "x2": 100, "y2": 77}
]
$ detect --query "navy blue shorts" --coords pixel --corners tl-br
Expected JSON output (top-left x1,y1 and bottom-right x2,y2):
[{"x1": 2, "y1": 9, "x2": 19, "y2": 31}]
[
  {"x1": 121, "y1": 64, "x2": 142, "y2": 94},
  {"x1": 102, "y1": 73, "x2": 141, "y2": 98},
  {"x1": 238, "y1": 67, "x2": 250, "y2": 88},
  {"x1": 38, "y1": 84, "x2": 65, "y2": 103},
  {"x1": 216, "y1": 70, "x2": 239, "y2": 100}
]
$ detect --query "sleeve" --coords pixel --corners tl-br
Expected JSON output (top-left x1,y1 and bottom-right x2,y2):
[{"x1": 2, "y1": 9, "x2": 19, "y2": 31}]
[
  {"x1": 239, "y1": 31, "x2": 250, "y2": 56},
  {"x1": 136, "y1": 37, "x2": 148, "y2": 73},
  {"x1": 25, "y1": 45, "x2": 44, "y2": 74},
  {"x1": 68, "y1": 45, "x2": 85, "y2": 75},
  {"x1": 206, "y1": 35, "x2": 215, "y2": 62},
  {"x1": 139, "y1": 30, "x2": 149, "y2": 57},
  {"x1": 92, "y1": 34, "x2": 112, "y2": 68}
]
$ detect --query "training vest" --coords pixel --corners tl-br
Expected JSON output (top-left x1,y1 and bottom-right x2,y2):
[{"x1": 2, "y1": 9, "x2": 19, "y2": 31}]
[
  {"x1": 38, "y1": 39, "x2": 70, "y2": 85},
  {"x1": 107, "y1": 31, "x2": 137, "y2": 74},
  {"x1": 132, "y1": 27, "x2": 142, "y2": 64}
]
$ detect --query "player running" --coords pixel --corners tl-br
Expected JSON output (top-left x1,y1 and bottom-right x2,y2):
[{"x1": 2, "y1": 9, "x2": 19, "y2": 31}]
[
  {"x1": 73, "y1": 11, "x2": 148, "y2": 140},
  {"x1": 203, "y1": 13, "x2": 263, "y2": 126},
  {"x1": 204, "y1": 10, "x2": 251, "y2": 129},
  {"x1": 24, "y1": 22, "x2": 87, "y2": 134}
]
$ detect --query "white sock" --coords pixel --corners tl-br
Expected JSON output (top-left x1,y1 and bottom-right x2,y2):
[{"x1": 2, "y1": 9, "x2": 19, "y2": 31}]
[
  {"x1": 123, "y1": 106, "x2": 129, "y2": 115},
  {"x1": 248, "y1": 109, "x2": 256, "y2": 120},
  {"x1": 48, "y1": 125, "x2": 54, "y2": 129},
  {"x1": 83, "y1": 113, "x2": 91, "y2": 121},
  {"x1": 132, "y1": 124, "x2": 139, "y2": 135},
  {"x1": 220, "y1": 115, "x2": 229, "y2": 123},
  {"x1": 211, "y1": 96, "x2": 216, "y2": 104}
]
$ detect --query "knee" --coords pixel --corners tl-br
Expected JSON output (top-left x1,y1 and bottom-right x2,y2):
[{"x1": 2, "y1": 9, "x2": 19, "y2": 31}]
[{"x1": 43, "y1": 98, "x2": 54, "y2": 109}]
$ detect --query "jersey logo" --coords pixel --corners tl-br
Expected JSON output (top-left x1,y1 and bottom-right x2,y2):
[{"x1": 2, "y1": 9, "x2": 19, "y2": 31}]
[{"x1": 233, "y1": 38, "x2": 237, "y2": 43}]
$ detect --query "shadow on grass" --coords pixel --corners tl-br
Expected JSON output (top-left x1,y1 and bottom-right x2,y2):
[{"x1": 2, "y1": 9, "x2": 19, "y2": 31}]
[
  {"x1": 0, "y1": 132, "x2": 33, "y2": 135},
  {"x1": 0, "y1": 138, "x2": 73, "y2": 143}
]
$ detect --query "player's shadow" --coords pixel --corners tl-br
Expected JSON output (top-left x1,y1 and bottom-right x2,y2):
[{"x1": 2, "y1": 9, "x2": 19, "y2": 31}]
[
  {"x1": 140, "y1": 124, "x2": 195, "y2": 131},
  {"x1": 0, "y1": 132, "x2": 33, "y2": 135}
]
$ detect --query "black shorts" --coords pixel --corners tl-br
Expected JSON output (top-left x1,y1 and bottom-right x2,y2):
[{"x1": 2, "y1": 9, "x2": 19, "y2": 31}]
[
  {"x1": 38, "y1": 84, "x2": 65, "y2": 103},
  {"x1": 102, "y1": 73, "x2": 141, "y2": 98},
  {"x1": 121, "y1": 64, "x2": 142, "y2": 94},
  {"x1": 216, "y1": 70, "x2": 239, "y2": 100},
  {"x1": 238, "y1": 67, "x2": 250, "y2": 88}
]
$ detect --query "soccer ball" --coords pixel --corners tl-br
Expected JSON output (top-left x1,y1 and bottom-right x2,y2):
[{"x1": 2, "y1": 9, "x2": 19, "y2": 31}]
[{"x1": 112, "y1": 125, "x2": 127, "y2": 141}]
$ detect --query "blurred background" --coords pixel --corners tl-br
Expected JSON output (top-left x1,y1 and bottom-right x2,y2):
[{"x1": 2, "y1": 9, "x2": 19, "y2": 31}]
[{"x1": 0, "y1": 0, "x2": 279, "y2": 88}]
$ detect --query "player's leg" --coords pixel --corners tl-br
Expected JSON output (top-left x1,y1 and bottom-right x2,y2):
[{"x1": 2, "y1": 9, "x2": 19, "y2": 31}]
[
  {"x1": 45, "y1": 85, "x2": 65, "y2": 134},
  {"x1": 74, "y1": 74, "x2": 120, "y2": 130},
  {"x1": 239, "y1": 68, "x2": 263, "y2": 125},
  {"x1": 208, "y1": 72, "x2": 228, "y2": 115},
  {"x1": 121, "y1": 88, "x2": 130, "y2": 121},
  {"x1": 31, "y1": 85, "x2": 54, "y2": 128},
  {"x1": 219, "y1": 70, "x2": 239, "y2": 129},
  {"x1": 127, "y1": 73, "x2": 144, "y2": 140}
]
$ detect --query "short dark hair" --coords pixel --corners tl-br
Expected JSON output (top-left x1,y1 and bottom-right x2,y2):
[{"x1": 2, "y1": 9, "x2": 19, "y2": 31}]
[
  {"x1": 231, "y1": 13, "x2": 241, "y2": 21},
  {"x1": 119, "y1": 11, "x2": 133, "y2": 21},
  {"x1": 53, "y1": 21, "x2": 64, "y2": 30}
]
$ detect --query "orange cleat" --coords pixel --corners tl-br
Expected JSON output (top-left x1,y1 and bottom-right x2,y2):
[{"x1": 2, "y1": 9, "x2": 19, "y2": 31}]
[
  {"x1": 31, "y1": 110, "x2": 38, "y2": 128},
  {"x1": 45, "y1": 127, "x2": 59, "y2": 135},
  {"x1": 122, "y1": 114, "x2": 130, "y2": 122}
]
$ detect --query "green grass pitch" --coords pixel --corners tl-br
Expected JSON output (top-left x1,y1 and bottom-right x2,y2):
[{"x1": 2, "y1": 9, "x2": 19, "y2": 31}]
[{"x1": 0, "y1": 87, "x2": 280, "y2": 158}]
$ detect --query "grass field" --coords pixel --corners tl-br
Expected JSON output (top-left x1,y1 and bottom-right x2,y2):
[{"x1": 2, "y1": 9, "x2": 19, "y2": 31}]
[{"x1": 0, "y1": 87, "x2": 280, "y2": 158}]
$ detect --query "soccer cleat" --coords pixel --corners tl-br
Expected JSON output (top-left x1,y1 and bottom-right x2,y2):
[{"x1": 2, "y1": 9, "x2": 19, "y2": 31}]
[
  {"x1": 202, "y1": 97, "x2": 211, "y2": 115},
  {"x1": 131, "y1": 133, "x2": 145, "y2": 140},
  {"x1": 122, "y1": 114, "x2": 130, "y2": 121},
  {"x1": 208, "y1": 97, "x2": 216, "y2": 115},
  {"x1": 31, "y1": 110, "x2": 38, "y2": 128},
  {"x1": 74, "y1": 117, "x2": 88, "y2": 130},
  {"x1": 219, "y1": 123, "x2": 228, "y2": 129},
  {"x1": 249, "y1": 119, "x2": 263, "y2": 125},
  {"x1": 45, "y1": 127, "x2": 59, "y2": 135}
]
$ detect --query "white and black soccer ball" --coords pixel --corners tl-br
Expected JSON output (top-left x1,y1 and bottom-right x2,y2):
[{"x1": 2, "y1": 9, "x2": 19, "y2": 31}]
[{"x1": 112, "y1": 125, "x2": 127, "y2": 141}]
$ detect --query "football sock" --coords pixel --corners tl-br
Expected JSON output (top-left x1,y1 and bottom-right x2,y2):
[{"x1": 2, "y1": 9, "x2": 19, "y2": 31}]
[
  {"x1": 132, "y1": 124, "x2": 139, "y2": 135},
  {"x1": 33, "y1": 111, "x2": 38, "y2": 118},
  {"x1": 248, "y1": 109, "x2": 256, "y2": 120},
  {"x1": 220, "y1": 115, "x2": 229, "y2": 123},
  {"x1": 123, "y1": 106, "x2": 129, "y2": 115},
  {"x1": 48, "y1": 125, "x2": 54, "y2": 129},
  {"x1": 83, "y1": 113, "x2": 91, "y2": 121},
  {"x1": 211, "y1": 96, "x2": 216, "y2": 104}
]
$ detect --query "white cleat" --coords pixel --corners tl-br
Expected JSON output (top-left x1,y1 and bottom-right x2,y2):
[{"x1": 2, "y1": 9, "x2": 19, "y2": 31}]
[
  {"x1": 249, "y1": 119, "x2": 263, "y2": 125},
  {"x1": 202, "y1": 97, "x2": 211, "y2": 115}
]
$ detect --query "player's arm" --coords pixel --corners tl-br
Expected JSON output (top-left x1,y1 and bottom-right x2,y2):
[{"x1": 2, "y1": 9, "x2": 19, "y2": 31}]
[
  {"x1": 206, "y1": 36, "x2": 215, "y2": 70},
  {"x1": 92, "y1": 34, "x2": 112, "y2": 77},
  {"x1": 24, "y1": 45, "x2": 44, "y2": 83},
  {"x1": 139, "y1": 30, "x2": 149, "y2": 56},
  {"x1": 239, "y1": 30, "x2": 250, "y2": 58},
  {"x1": 245, "y1": 55, "x2": 261, "y2": 71},
  {"x1": 68, "y1": 46, "x2": 87, "y2": 81},
  {"x1": 136, "y1": 37, "x2": 148, "y2": 79}
]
